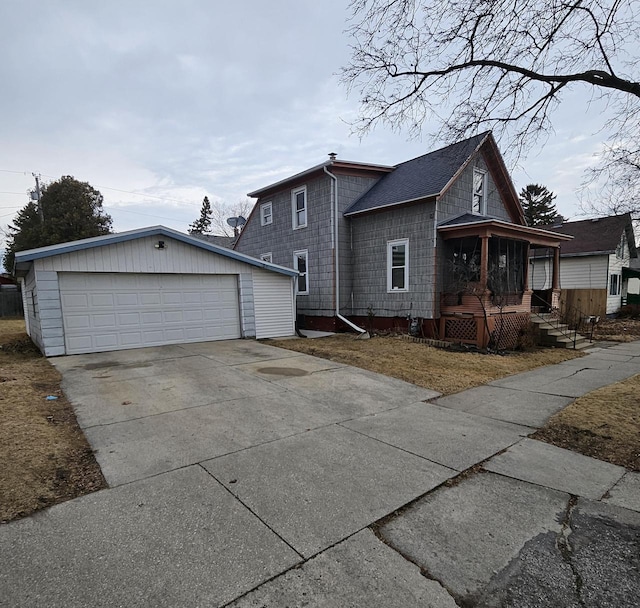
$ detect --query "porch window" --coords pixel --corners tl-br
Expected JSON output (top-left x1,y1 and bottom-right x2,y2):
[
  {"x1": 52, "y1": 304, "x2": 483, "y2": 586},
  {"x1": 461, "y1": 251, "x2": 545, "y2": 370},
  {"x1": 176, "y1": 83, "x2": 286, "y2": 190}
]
[
  {"x1": 387, "y1": 239, "x2": 409, "y2": 292},
  {"x1": 447, "y1": 237, "x2": 481, "y2": 291},
  {"x1": 610, "y1": 273, "x2": 621, "y2": 296},
  {"x1": 472, "y1": 169, "x2": 486, "y2": 214},
  {"x1": 488, "y1": 238, "x2": 525, "y2": 297}
]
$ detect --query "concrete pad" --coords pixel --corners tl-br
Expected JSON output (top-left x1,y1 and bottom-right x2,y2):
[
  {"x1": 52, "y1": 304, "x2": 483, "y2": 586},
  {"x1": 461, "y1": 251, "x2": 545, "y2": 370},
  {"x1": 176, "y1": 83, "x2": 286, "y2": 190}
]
[
  {"x1": 180, "y1": 339, "x2": 300, "y2": 365},
  {"x1": 378, "y1": 472, "x2": 568, "y2": 602},
  {"x1": 273, "y1": 366, "x2": 440, "y2": 416},
  {"x1": 68, "y1": 364, "x2": 285, "y2": 427},
  {"x1": 0, "y1": 466, "x2": 300, "y2": 608},
  {"x1": 485, "y1": 438, "x2": 626, "y2": 499},
  {"x1": 603, "y1": 472, "x2": 640, "y2": 512},
  {"x1": 491, "y1": 366, "x2": 636, "y2": 397},
  {"x1": 342, "y1": 402, "x2": 529, "y2": 471},
  {"x1": 202, "y1": 424, "x2": 454, "y2": 557},
  {"x1": 58, "y1": 353, "x2": 223, "y2": 388},
  {"x1": 605, "y1": 341, "x2": 640, "y2": 355},
  {"x1": 234, "y1": 353, "x2": 346, "y2": 380},
  {"x1": 434, "y1": 386, "x2": 573, "y2": 428},
  {"x1": 86, "y1": 391, "x2": 346, "y2": 486},
  {"x1": 556, "y1": 355, "x2": 627, "y2": 369},
  {"x1": 50, "y1": 344, "x2": 193, "y2": 373},
  {"x1": 229, "y1": 529, "x2": 458, "y2": 608}
]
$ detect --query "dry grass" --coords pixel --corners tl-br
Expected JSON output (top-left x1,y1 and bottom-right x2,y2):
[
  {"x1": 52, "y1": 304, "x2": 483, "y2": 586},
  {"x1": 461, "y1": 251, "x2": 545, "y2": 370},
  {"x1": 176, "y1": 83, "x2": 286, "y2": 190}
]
[
  {"x1": 0, "y1": 319, "x2": 106, "y2": 523},
  {"x1": 593, "y1": 318, "x2": 640, "y2": 343},
  {"x1": 266, "y1": 334, "x2": 583, "y2": 395},
  {"x1": 534, "y1": 374, "x2": 640, "y2": 471}
]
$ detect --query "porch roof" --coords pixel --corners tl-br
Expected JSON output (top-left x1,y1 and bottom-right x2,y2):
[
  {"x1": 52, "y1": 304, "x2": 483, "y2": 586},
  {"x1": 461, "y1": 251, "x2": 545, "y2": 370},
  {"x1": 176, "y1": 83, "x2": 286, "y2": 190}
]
[{"x1": 438, "y1": 215, "x2": 573, "y2": 247}]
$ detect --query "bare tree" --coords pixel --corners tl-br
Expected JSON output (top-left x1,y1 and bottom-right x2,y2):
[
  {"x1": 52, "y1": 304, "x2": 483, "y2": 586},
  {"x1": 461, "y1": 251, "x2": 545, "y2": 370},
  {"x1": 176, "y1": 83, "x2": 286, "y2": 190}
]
[
  {"x1": 210, "y1": 199, "x2": 253, "y2": 237},
  {"x1": 342, "y1": 0, "x2": 640, "y2": 165}
]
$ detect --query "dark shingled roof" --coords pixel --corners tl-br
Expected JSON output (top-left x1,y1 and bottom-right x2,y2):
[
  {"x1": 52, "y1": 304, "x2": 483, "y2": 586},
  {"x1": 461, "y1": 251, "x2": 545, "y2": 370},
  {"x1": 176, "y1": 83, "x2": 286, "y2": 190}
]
[
  {"x1": 192, "y1": 234, "x2": 237, "y2": 249},
  {"x1": 344, "y1": 132, "x2": 490, "y2": 216},
  {"x1": 438, "y1": 212, "x2": 502, "y2": 226},
  {"x1": 539, "y1": 214, "x2": 637, "y2": 257}
]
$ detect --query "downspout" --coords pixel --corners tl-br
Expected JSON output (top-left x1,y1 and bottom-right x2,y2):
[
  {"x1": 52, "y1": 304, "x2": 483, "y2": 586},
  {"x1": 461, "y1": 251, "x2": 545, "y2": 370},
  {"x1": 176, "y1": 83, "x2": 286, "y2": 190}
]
[{"x1": 324, "y1": 165, "x2": 366, "y2": 334}]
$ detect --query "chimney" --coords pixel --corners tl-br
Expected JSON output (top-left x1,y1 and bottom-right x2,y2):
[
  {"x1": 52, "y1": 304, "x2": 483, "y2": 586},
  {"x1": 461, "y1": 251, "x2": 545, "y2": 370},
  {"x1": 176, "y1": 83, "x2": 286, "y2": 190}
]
[{"x1": 328, "y1": 152, "x2": 337, "y2": 161}]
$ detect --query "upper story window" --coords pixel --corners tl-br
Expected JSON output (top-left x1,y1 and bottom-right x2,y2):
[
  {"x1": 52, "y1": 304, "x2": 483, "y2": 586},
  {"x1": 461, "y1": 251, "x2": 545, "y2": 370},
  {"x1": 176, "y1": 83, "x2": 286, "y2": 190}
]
[
  {"x1": 260, "y1": 202, "x2": 273, "y2": 226},
  {"x1": 260, "y1": 252, "x2": 272, "y2": 263},
  {"x1": 294, "y1": 250, "x2": 309, "y2": 294},
  {"x1": 472, "y1": 169, "x2": 487, "y2": 215},
  {"x1": 387, "y1": 239, "x2": 409, "y2": 292},
  {"x1": 292, "y1": 186, "x2": 307, "y2": 229}
]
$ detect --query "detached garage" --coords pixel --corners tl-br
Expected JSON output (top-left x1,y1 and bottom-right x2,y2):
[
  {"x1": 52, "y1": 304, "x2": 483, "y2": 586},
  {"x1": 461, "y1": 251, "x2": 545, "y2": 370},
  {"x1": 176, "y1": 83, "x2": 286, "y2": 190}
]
[{"x1": 14, "y1": 226, "x2": 297, "y2": 356}]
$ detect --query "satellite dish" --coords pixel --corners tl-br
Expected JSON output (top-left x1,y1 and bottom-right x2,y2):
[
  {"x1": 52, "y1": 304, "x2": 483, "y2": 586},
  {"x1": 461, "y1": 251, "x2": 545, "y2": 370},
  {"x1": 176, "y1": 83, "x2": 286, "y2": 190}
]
[{"x1": 227, "y1": 216, "x2": 247, "y2": 228}]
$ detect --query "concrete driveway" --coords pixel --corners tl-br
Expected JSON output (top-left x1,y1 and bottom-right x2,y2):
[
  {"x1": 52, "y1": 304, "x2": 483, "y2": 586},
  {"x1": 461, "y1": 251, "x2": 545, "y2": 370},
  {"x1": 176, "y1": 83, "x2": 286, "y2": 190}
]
[{"x1": 2, "y1": 339, "x2": 640, "y2": 607}]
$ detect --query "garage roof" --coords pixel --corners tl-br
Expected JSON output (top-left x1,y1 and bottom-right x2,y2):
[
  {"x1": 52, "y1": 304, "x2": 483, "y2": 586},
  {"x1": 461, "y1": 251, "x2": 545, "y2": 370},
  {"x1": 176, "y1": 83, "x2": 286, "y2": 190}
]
[{"x1": 13, "y1": 225, "x2": 298, "y2": 277}]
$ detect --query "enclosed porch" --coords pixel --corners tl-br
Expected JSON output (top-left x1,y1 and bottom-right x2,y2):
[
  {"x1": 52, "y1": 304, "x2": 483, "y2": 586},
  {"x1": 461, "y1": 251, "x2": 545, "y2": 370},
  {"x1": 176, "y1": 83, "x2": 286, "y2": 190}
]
[{"x1": 437, "y1": 217, "x2": 571, "y2": 349}]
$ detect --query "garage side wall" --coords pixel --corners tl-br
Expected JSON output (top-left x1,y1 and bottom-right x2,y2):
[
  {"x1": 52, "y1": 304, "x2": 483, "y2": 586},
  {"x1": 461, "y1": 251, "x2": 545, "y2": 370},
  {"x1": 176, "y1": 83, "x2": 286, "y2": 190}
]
[{"x1": 252, "y1": 268, "x2": 295, "y2": 339}]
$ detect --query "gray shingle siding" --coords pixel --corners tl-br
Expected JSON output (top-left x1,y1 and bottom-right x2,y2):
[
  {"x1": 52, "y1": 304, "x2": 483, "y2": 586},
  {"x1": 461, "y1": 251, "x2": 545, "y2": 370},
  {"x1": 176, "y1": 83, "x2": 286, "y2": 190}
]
[
  {"x1": 437, "y1": 154, "x2": 510, "y2": 221},
  {"x1": 237, "y1": 173, "x2": 378, "y2": 317},
  {"x1": 350, "y1": 203, "x2": 436, "y2": 319}
]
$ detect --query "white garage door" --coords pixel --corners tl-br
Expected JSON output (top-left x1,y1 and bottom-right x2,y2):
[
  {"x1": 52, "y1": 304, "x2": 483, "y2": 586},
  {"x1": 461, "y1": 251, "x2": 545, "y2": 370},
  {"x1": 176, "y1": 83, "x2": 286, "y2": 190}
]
[{"x1": 59, "y1": 273, "x2": 241, "y2": 354}]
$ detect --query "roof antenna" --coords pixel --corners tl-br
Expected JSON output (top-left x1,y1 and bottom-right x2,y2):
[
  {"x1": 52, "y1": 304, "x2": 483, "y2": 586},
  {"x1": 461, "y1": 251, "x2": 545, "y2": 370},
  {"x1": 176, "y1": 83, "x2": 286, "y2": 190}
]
[{"x1": 328, "y1": 152, "x2": 337, "y2": 161}]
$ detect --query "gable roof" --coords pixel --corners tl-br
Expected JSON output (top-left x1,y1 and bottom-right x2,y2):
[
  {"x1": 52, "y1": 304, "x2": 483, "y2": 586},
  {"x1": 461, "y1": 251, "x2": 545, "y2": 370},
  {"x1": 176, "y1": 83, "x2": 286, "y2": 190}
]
[
  {"x1": 539, "y1": 214, "x2": 637, "y2": 257},
  {"x1": 13, "y1": 225, "x2": 297, "y2": 277},
  {"x1": 344, "y1": 132, "x2": 496, "y2": 217}
]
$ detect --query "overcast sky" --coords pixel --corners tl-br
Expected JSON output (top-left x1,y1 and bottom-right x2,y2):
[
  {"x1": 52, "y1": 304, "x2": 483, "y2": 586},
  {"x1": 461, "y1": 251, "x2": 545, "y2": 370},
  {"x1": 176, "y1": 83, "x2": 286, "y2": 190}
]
[{"x1": 0, "y1": 0, "x2": 615, "y2": 253}]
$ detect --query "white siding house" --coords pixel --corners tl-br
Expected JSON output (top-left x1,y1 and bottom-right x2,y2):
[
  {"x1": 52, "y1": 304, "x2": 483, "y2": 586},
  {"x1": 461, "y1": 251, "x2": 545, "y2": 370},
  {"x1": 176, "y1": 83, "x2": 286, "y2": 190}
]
[
  {"x1": 14, "y1": 226, "x2": 297, "y2": 356},
  {"x1": 529, "y1": 214, "x2": 637, "y2": 316}
]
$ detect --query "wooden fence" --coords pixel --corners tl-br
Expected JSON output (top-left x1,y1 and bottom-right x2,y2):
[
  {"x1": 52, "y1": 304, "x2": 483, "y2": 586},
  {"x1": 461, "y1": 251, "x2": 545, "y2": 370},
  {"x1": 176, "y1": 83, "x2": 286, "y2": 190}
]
[{"x1": 559, "y1": 289, "x2": 607, "y2": 318}]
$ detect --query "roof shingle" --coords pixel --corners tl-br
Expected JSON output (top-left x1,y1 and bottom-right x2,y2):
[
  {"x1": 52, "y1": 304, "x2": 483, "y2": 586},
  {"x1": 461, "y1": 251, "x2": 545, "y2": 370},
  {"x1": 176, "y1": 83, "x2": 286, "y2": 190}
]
[
  {"x1": 344, "y1": 132, "x2": 490, "y2": 216},
  {"x1": 539, "y1": 214, "x2": 637, "y2": 257}
]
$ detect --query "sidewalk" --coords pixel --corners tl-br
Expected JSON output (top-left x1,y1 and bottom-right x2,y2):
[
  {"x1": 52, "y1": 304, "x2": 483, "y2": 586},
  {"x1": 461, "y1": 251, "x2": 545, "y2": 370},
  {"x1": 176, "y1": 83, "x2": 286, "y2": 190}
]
[{"x1": 1, "y1": 341, "x2": 639, "y2": 607}]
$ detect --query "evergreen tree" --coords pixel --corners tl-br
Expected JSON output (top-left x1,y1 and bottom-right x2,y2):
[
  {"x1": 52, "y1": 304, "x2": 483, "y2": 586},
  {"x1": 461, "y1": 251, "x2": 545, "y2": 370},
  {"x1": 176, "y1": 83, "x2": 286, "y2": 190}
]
[
  {"x1": 519, "y1": 184, "x2": 563, "y2": 226},
  {"x1": 3, "y1": 176, "x2": 112, "y2": 273},
  {"x1": 189, "y1": 196, "x2": 213, "y2": 234}
]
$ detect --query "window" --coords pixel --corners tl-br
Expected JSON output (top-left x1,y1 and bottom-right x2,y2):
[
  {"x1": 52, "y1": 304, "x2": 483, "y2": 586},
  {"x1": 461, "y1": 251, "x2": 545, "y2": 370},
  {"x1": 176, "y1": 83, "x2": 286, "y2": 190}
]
[
  {"x1": 472, "y1": 169, "x2": 486, "y2": 214},
  {"x1": 610, "y1": 273, "x2": 621, "y2": 296},
  {"x1": 294, "y1": 250, "x2": 308, "y2": 294},
  {"x1": 260, "y1": 202, "x2": 273, "y2": 226},
  {"x1": 260, "y1": 252, "x2": 272, "y2": 263},
  {"x1": 387, "y1": 239, "x2": 409, "y2": 292},
  {"x1": 291, "y1": 186, "x2": 307, "y2": 229}
]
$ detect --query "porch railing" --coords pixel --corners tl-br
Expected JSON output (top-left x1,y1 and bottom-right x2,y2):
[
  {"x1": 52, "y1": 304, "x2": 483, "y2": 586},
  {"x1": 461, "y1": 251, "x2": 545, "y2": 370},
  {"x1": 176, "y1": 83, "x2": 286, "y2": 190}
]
[{"x1": 530, "y1": 292, "x2": 597, "y2": 348}]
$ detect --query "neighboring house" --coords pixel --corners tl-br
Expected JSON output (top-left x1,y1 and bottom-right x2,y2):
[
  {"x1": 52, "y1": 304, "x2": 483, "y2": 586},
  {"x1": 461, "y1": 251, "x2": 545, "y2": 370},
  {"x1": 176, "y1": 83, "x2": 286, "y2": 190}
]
[
  {"x1": 235, "y1": 132, "x2": 570, "y2": 348},
  {"x1": 13, "y1": 226, "x2": 297, "y2": 356},
  {"x1": 530, "y1": 214, "x2": 639, "y2": 316}
]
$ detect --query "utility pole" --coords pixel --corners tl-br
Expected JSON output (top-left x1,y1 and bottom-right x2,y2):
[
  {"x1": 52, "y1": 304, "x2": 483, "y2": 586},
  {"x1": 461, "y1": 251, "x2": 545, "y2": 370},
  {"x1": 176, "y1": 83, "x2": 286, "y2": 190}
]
[{"x1": 32, "y1": 173, "x2": 43, "y2": 223}]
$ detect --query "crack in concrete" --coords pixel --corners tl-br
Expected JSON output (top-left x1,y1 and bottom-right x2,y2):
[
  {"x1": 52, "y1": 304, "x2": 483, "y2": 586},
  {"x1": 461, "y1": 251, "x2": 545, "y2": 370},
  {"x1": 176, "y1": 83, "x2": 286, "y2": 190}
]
[{"x1": 556, "y1": 496, "x2": 586, "y2": 608}]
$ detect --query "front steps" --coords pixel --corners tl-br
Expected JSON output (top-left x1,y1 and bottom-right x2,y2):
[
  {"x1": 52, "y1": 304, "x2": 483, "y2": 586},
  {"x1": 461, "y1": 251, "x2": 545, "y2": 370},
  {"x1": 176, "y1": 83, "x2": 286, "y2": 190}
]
[{"x1": 530, "y1": 314, "x2": 591, "y2": 350}]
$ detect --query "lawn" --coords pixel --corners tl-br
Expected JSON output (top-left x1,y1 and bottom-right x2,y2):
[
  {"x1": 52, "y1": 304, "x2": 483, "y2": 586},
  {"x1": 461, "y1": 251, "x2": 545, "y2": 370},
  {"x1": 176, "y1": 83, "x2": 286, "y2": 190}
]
[{"x1": 0, "y1": 319, "x2": 106, "y2": 523}]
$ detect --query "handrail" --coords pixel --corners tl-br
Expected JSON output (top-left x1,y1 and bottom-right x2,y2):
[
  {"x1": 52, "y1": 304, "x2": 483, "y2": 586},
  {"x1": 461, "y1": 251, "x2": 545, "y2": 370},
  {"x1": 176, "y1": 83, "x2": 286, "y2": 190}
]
[{"x1": 530, "y1": 293, "x2": 594, "y2": 348}]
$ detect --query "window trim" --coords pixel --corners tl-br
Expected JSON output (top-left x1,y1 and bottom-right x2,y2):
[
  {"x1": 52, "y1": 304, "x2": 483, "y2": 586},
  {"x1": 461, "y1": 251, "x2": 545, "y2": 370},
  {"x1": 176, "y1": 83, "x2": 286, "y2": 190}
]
[
  {"x1": 260, "y1": 252, "x2": 272, "y2": 263},
  {"x1": 291, "y1": 186, "x2": 308, "y2": 230},
  {"x1": 472, "y1": 168, "x2": 487, "y2": 215},
  {"x1": 293, "y1": 249, "x2": 309, "y2": 295},
  {"x1": 260, "y1": 201, "x2": 273, "y2": 226},
  {"x1": 387, "y1": 238, "x2": 409, "y2": 293}
]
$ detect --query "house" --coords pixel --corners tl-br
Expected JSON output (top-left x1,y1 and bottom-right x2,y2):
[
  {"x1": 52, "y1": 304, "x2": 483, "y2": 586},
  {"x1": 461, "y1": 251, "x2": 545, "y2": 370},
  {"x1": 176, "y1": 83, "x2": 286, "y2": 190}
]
[
  {"x1": 529, "y1": 213, "x2": 639, "y2": 316},
  {"x1": 13, "y1": 226, "x2": 297, "y2": 356},
  {"x1": 235, "y1": 132, "x2": 571, "y2": 348}
]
